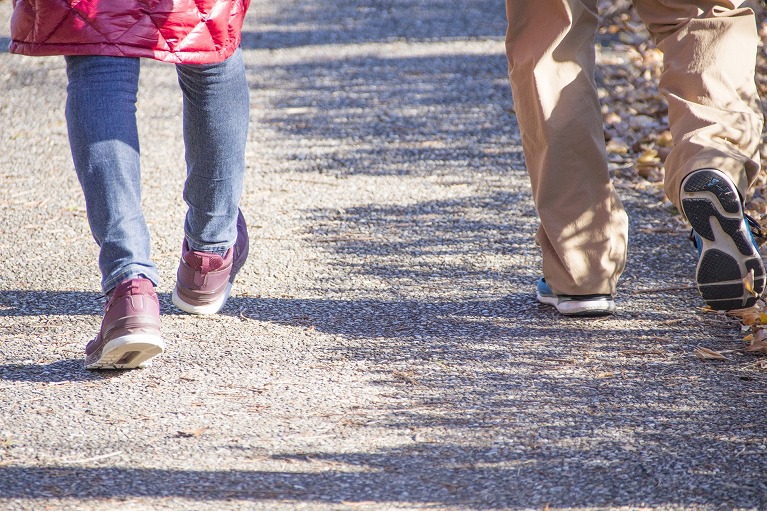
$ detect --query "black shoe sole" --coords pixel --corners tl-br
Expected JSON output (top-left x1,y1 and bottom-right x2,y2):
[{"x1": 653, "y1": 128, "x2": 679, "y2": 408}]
[{"x1": 681, "y1": 170, "x2": 765, "y2": 310}]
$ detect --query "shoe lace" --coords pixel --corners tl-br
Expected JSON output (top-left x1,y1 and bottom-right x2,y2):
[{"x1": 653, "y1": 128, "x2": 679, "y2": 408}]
[
  {"x1": 689, "y1": 213, "x2": 764, "y2": 250},
  {"x1": 747, "y1": 213, "x2": 764, "y2": 241}
]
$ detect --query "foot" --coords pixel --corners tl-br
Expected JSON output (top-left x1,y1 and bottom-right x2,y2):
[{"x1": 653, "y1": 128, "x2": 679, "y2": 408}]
[
  {"x1": 172, "y1": 209, "x2": 250, "y2": 315},
  {"x1": 536, "y1": 278, "x2": 615, "y2": 317},
  {"x1": 85, "y1": 277, "x2": 164, "y2": 370},
  {"x1": 680, "y1": 169, "x2": 765, "y2": 310}
]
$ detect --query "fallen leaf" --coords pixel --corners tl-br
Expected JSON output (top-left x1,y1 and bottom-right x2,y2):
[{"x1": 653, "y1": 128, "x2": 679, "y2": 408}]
[
  {"x1": 729, "y1": 308, "x2": 763, "y2": 326},
  {"x1": 657, "y1": 130, "x2": 673, "y2": 147},
  {"x1": 636, "y1": 148, "x2": 659, "y2": 163},
  {"x1": 177, "y1": 427, "x2": 209, "y2": 438},
  {"x1": 694, "y1": 347, "x2": 727, "y2": 361},
  {"x1": 743, "y1": 269, "x2": 757, "y2": 297},
  {"x1": 746, "y1": 340, "x2": 767, "y2": 355},
  {"x1": 656, "y1": 146, "x2": 672, "y2": 162},
  {"x1": 606, "y1": 138, "x2": 629, "y2": 154},
  {"x1": 637, "y1": 164, "x2": 664, "y2": 182}
]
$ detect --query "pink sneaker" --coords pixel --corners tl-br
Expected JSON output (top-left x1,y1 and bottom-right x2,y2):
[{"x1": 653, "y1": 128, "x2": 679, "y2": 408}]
[
  {"x1": 85, "y1": 278, "x2": 165, "y2": 370},
  {"x1": 172, "y1": 209, "x2": 250, "y2": 315}
]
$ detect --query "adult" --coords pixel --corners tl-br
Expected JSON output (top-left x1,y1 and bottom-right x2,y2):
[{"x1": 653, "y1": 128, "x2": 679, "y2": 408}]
[{"x1": 505, "y1": 1, "x2": 764, "y2": 315}]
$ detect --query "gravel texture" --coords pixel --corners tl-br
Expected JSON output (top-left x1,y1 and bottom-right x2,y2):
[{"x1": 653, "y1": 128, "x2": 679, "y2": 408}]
[{"x1": 2, "y1": 1, "x2": 767, "y2": 510}]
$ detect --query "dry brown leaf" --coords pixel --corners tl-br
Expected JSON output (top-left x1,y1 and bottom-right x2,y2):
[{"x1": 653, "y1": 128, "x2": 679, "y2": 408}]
[
  {"x1": 177, "y1": 426, "x2": 209, "y2": 438},
  {"x1": 642, "y1": 48, "x2": 664, "y2": 66},
  {"x1": 657, "y1": 130, "x2": 673, "y2": 147},
  {"x1": 656, "y1": 146, "x2": 672, "y2": 162},
  {"x1": 694, "y1": 347, "x2": 728, "y2": 361},
  {"x1": 746, "y1": 340, "x2": 767, "y2": 355},
  {"x1": 606, "y1": 139, "x2": 629, "y2": 154},
  {"x1": 730, "y1": 309, "x2": 763, "y2": 325},
  {"x1": 637, "y1": 165, "x2": 664, "y2": 182},
  {"x1": 744, "y1": 269, "x2": 757, "y2": 297},
  {"x1": 727, "y1": 307, "x2": 753, "y2": 318},
  {"x1": 636, "y1": 148, "x2": 659, "y2": 163}
]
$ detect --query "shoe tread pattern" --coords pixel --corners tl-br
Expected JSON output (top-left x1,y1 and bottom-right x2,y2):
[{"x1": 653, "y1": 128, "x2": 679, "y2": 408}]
[
  {"x1": 682, "y1": 171, "x2": 741, "y2": 213},
  {"x1": 681, "y1": 170, "x2": 765, "y2": 310}
]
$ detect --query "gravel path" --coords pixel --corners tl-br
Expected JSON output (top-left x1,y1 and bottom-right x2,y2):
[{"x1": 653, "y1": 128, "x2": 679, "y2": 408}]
[{"x1": 2, "y1": 1, "x2": 767, "y2": 510}]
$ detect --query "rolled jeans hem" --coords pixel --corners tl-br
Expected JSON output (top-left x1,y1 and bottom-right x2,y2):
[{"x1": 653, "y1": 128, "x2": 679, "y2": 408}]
[
  {"x1": 184, "y1": 238, "x2": 234, "y2": 256},
  {"x1": 103, "y1": 265, "x2": 160, "y2": 294}
]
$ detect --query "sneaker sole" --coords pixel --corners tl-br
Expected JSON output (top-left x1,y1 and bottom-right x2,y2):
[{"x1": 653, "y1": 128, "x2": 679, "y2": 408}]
[
  {"x1": 172, "y1": 282, "x2": 232, "y2": 315},
  {"x1": 681, "y1": 169, "x2": 765, "y2": 310},
  {"x1": 85, "y1": 334, "x2": 165, "y2": 370},
  {"x1": 536, "y1": 290, "x2": 615, "y2": 317}
]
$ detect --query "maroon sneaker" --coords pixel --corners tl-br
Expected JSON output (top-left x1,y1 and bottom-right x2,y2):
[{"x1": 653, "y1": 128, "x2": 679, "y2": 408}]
[
  {"x1": 85, "y1": 278, "x2": 164, "y2": 370},
  {"x1": 172, "y1": 209, "x2": 250, "y2": 315}
]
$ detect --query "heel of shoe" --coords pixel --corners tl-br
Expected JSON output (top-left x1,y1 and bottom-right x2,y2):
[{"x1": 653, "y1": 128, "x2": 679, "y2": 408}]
[
  {"x1": 172, "y1": 283, "x2": 232, "y2": 315},
  {"x1": 85, "y1": 333, "x2": 165, "y2": 370}
]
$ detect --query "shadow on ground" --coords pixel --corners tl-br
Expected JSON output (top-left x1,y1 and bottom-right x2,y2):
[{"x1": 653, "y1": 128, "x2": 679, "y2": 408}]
[
  {"x1": 4, "y1": 0, "x2": 767, "y2": 509},
  {"x1": 241, "y1": 0, "x2": 506, "y2": 50},
  {"x1": 1, "y1": 421, "x2": 766, "y2": 508}
]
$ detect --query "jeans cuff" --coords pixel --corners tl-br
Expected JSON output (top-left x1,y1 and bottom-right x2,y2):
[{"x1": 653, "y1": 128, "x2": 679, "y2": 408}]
[{"x1": 102, "y1": 265, "x2": 160, "y2": 294}]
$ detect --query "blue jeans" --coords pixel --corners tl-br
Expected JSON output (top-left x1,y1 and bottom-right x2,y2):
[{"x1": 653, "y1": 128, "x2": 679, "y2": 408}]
[{"x1": 65, "y1": 49, "x2": 249, "y2": 293}]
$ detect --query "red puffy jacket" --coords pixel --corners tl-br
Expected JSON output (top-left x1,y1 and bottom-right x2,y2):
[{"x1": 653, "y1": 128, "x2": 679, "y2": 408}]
[{"x1": 10, "y1": 0, "x2": 250, "y2": 64}]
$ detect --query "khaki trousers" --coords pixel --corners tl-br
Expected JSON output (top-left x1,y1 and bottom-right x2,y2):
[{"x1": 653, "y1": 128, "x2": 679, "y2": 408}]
[{"x1": 505, "y1": 0, "x2": 762, "y2": 296}]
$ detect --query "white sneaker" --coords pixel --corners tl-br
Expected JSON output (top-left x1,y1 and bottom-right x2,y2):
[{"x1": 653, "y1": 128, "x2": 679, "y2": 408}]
[{"x1": 536, "y1": 278, "x2": 615, "y2": 317}]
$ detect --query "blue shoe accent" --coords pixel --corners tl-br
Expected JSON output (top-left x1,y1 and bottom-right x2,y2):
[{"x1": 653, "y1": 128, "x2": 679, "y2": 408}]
[
  {"x1": 681, "y1": 169, "x2": 765, "y2": 310},
  {"x1": 536, "y1": 278, "x2": 557, "y2": 301},
  {"x1": 535, "y1": 278, "x2": 615, "y2": 317}
]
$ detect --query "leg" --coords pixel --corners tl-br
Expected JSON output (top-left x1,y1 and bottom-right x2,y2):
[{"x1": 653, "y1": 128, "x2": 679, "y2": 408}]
[
  {"x1": 65, "y1": 55, "x2": 159, "y2": 293},
  {"x1": 633, "y1": 0, "x2": 762, "y2": 206},
  {"x1": 172, "y1": 48, "x2": 251, "y2": 315},
  {"x1": 65, "y1": 56, "x2": 163, "y2": 369},
  {"x1": 634, "y1": 1, "x2": 765, "y2": 309},
  {"x1": 505, "y1": 0, "x2": 628, "y2": 297},
  {"x1": 176, "y1": 47, "x2": 249, "y2": 253}
]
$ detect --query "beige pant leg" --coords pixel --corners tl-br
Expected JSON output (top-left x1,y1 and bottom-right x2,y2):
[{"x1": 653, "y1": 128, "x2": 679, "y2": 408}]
[
  {"x1": 633, "y1": 1, "x2": 762, "y2": 208},
  {"x1": 505, "y1": 0, "x2": 628, "y2": 295}
]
